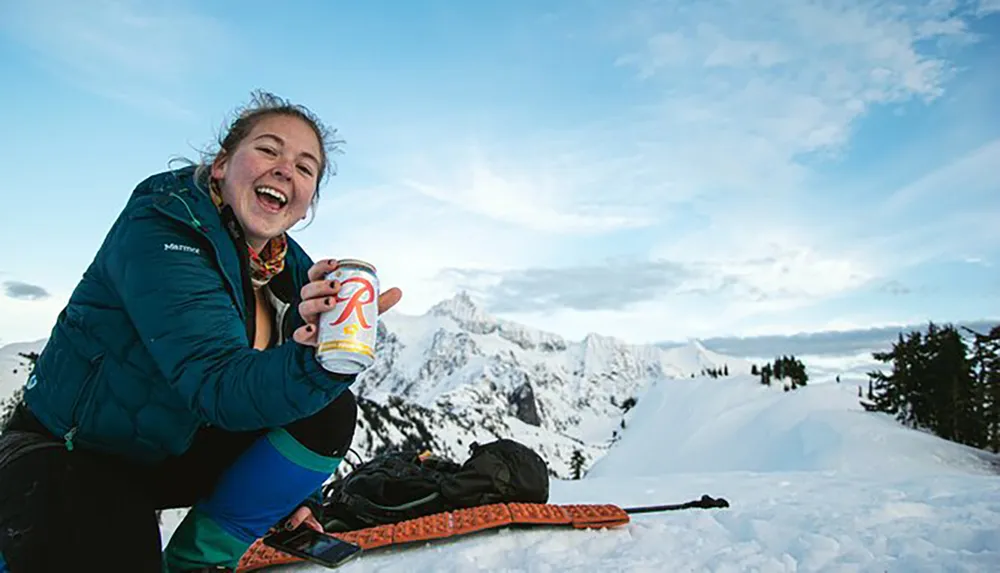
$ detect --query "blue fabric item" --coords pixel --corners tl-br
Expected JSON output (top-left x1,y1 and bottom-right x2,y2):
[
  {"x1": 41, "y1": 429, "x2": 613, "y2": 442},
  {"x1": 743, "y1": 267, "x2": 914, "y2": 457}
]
[
  {"x1": 197, "y1": 429, "x2": 342, "y2": 543},
  {"x1": 21, "y1": 165, "x2": 356, "y2": 464},
  {"x1": 0, "y1": 551, "x2": 7, "y2": 573}
]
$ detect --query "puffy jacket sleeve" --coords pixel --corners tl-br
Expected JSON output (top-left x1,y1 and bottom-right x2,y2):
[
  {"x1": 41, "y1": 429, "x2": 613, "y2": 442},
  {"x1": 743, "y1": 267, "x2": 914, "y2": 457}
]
[{"x1": 103, "y1": 207, "x2": 353, "y2": 431}]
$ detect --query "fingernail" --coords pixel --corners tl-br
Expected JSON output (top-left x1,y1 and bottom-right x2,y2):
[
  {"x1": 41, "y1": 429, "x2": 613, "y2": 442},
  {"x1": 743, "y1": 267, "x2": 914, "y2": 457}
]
[
  {"x1": 329, "y1": 280, "x2": 338, "y2": 290},
  {"x1": 325, "y1": 297, "x2": 332, "y2": 306},
  {"x1": 306, "y1": 325, "x2": 314, "y2": 332},
  {"x1": 285, "y1": 520, "x2": 295, "y2": 530}
]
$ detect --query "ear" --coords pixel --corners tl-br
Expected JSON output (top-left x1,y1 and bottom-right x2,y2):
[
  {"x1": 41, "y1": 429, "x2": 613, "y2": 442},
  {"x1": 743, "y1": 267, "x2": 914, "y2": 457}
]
[{"x1": 210, "y1": 150, "x2": 229, "y2": 180}]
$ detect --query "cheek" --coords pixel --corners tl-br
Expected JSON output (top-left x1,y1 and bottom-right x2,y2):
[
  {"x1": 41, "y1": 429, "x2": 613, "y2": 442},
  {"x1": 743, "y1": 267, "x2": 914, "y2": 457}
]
[{"x1": 293, "y1": 187, "x2": 316, "y2": 215}]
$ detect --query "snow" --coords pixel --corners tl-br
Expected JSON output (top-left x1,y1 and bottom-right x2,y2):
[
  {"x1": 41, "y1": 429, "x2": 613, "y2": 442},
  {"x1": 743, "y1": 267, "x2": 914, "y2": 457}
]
[{"x1": 162, "y1": 374, "x2": 1000, "y2": 572}]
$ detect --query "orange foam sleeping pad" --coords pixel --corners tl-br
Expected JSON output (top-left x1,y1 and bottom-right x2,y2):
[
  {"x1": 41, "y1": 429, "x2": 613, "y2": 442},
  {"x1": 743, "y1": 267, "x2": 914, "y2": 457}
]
[{"x1": 236, "y1": 502, "x2": 630, "y2": 572}]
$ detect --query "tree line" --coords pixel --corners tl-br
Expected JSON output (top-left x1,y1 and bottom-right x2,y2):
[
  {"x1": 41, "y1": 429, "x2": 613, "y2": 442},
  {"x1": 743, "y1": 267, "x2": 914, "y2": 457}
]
[
  {"x1": 861, "y1": 322, "x2": 1000, "y2": 453},
  {"x1": 752, "y1": 355, "x2": 808, "y2": 391}
]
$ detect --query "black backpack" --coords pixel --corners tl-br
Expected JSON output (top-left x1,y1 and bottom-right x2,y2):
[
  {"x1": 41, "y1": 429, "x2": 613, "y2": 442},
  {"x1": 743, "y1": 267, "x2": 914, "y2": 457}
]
[{"x1": 321, "y1": 439, "x2": 550, "y2": 531}]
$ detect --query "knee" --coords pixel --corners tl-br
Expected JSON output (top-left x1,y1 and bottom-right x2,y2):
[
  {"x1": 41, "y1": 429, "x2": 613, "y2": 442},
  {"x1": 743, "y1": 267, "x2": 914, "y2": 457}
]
[{"x1": 284, "y1": 390, "x2": 357, "y2": 458}]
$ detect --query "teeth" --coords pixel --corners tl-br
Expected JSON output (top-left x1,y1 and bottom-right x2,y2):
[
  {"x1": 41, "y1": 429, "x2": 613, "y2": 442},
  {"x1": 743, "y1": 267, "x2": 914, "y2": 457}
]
[{"x1": 255, "y1": 186, "x2": 287, "y2": 205}]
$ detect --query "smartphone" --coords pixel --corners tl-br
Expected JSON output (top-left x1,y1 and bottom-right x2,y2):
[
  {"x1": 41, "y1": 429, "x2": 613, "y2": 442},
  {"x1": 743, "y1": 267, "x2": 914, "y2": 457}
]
[{"x1": 263, "y1": 527, "x2": 362, "y2": 568}]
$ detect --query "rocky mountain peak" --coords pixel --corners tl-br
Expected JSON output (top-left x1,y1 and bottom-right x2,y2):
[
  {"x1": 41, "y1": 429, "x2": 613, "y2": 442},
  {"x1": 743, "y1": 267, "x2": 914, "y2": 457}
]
[{"x1": 429, "y1": 291, "x2": 490, "y2": 323}]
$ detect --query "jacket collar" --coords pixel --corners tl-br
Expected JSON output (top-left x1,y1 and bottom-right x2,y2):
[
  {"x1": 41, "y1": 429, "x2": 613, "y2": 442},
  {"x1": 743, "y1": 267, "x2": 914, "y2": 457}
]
[{"x1": 147, "y1": 166, "x2": 310, "y2": 305}]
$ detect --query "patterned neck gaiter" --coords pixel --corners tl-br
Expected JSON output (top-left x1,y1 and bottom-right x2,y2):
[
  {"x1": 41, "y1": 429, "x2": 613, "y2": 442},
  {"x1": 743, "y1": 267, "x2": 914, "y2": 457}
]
[{"x1": 209, "y1": 177, "x2": 288, "y2": 289}]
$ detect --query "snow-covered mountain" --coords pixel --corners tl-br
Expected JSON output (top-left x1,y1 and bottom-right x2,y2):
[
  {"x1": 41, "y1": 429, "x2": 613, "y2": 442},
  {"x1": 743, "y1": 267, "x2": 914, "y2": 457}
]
[{"x1": 346, "y1": 292, "x2": 751, "y2": 477}]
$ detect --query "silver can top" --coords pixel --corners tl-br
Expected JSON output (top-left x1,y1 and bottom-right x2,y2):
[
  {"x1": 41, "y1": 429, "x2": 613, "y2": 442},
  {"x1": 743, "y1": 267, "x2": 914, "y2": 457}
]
[{"x1": 335, "y1": 259, "x2": 377, "y2": 273}]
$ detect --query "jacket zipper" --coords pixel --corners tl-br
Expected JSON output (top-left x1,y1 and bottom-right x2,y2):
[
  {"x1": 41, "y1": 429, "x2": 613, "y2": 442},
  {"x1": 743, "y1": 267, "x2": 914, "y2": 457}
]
[{"x1": 63, "y1": 353, "x2": 104, "y2": 451}]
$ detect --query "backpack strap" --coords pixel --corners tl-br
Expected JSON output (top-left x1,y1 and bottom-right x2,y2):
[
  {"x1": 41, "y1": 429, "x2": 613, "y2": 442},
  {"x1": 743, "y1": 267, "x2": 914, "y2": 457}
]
[{"x1": 0, "y1": 430, "x2": 64, "y2": 469}]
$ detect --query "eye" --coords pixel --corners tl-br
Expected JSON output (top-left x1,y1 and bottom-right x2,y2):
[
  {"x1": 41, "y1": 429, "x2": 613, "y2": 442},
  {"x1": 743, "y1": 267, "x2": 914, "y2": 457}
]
[
  {"x1": 297, "y1": 164, "x2": 314, "y2": 177},
  {"x1": 256, "y1": 146, "x2": 277, "y2": 156}
]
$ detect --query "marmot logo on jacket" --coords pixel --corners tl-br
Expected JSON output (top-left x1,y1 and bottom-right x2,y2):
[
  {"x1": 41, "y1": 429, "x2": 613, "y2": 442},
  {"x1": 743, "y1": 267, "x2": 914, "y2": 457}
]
[{"x1": 163, "y1": 243, "x2": 201, "y2": 254}]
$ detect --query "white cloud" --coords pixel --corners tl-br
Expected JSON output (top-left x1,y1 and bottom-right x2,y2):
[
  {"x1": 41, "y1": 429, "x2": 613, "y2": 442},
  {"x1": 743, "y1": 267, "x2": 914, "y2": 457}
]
[{"x1": 399, "y1": 148, "x2": 654, "y2": 234}]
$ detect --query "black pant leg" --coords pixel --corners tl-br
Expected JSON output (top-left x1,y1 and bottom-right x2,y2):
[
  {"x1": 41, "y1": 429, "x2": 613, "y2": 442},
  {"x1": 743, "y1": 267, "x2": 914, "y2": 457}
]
[
  {"x1": 144, "y1": 427, "x2": 263, "y2": 510},
  {"x1": 283, "y1": 389, "x2": 357, "y2": 458},
  {"x1": 0, "y1": 446, "x2": 162, "y2": 573}
]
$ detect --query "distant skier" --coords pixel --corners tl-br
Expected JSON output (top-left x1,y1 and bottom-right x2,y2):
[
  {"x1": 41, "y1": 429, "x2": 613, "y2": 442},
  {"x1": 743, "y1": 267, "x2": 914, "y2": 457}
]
[{"x1": 0, "y1": 90, "x2": 402, "y2": 572}]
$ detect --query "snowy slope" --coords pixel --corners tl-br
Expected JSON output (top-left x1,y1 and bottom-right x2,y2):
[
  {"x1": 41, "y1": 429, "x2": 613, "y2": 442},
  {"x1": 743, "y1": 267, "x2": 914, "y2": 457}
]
[
  {"x1": 588, "y1": 375, "x2": 998, "y2": 477},
  {"x1": 206, "y1": 376, "x2": 999, "y2": 573}
]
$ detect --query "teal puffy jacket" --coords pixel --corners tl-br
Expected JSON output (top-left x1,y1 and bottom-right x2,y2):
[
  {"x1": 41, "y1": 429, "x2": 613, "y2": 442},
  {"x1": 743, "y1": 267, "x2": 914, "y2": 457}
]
[{"x1": 24, "y1": 166, "x2": 355, "y2": 464}]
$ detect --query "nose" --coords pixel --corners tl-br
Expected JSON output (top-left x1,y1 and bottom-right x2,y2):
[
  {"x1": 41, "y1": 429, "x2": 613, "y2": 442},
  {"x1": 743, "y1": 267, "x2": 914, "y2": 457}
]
[
  {"x1": 272, "y1": 155, "x2": 294, "y2": 181},
  {"x1": 271, "y1": 163, "x2": 292, "y2": 181}
]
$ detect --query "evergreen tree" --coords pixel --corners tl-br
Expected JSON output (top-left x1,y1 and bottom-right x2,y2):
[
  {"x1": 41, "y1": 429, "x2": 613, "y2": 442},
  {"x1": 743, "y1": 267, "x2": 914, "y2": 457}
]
[
  {"x1": 570, "y1": 449, "x2": 586, "y2": 480},
  {"x1": 966, "y1": 325, "x2": 1000, "y2": 453},
  {"x1": 760, "y1": 364, "x2": 772, "y2": 386},
  {"x1": 863, "y1": 322, "x2": 995, "y2": 451}
]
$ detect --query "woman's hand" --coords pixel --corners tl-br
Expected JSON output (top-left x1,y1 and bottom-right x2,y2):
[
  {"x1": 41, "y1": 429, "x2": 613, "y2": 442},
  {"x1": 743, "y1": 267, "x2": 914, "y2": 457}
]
[
  {"x1": 292, "y1": 258, "x2": 403, "y2": 346},
  {"x1": 269, "y1": 505, "x2": 323, "y2": 534},
  {"x1": 285, "y1": 505, "x2": 324, "y2": 533}
]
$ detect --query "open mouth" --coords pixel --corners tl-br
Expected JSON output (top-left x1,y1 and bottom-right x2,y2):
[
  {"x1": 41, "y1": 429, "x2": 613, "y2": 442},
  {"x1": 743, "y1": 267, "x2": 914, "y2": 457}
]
[{"x1": 255, "y1": 186, "x2": 288, "y2": 213}]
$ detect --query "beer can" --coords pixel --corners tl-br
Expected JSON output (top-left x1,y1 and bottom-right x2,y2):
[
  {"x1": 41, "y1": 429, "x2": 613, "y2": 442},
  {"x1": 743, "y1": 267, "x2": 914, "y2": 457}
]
[{"x1": 316, "y1": 259, "x2": 379, "y2": 374}]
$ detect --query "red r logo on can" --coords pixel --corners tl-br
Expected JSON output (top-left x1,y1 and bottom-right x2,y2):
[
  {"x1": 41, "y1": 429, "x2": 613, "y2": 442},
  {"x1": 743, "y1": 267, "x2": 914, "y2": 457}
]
[{"x1": 330, "y1": 277, "x2": 376, "y2": 329}]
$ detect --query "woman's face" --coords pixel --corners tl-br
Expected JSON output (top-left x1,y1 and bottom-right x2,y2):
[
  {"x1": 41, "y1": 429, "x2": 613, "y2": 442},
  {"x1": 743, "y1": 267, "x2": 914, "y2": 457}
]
[{"x1": 211, "y1": 114, "x2": 322, "y2": 251}]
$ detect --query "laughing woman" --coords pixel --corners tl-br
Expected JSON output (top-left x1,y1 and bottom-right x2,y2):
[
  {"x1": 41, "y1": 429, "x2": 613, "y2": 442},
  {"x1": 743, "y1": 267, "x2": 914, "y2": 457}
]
[{"x1": 0, "y1": 91, "x2": 401, "y2": 573}]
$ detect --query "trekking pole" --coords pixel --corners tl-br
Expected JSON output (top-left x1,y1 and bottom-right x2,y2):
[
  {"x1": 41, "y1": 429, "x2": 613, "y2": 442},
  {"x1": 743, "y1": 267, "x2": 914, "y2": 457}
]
[{"x1": 623, "y1": 494, "x2": 730, "y2": 514}]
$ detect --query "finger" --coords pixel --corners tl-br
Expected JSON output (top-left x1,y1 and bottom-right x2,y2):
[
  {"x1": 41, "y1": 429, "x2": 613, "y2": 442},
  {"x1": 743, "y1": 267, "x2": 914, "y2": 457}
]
[
  {"x1": 307, "y1": 258, "x2": 339, "y2": 283},
  {"x1": 298, "y1": 295, "x2": 337, "y2": 325},
  {"x1": 300, "y1": 277, "x2": 340, "y2": 302},
  {"x1": 293, "y1": 323, "x2": 318, "y2": 347},
  {"x1": 377, "y1": 287, "x2": 403, "y2": 315},
  {"x1": 285, "y1": 506, "x2": 312, "y2": 530},
  {"x1": 304, "y1": 513, "x2": 324, "y2": 533}
]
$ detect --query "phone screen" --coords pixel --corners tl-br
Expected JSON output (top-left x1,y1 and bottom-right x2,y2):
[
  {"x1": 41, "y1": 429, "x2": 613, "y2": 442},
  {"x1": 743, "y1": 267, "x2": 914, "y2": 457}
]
[{"x1": 266, "y1": 529, "x2": 362, "y2": 566}]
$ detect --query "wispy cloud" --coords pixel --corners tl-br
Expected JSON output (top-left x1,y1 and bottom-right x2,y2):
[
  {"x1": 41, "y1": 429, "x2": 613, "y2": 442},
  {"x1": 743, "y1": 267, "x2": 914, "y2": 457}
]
[
  {"x1": 441, "y1": 259, "x2": 691, "y2": 313},
  {"x1": 391, "y1": 136, "x2": 659, "y2": 234},
  {"x1": 379, "y1": 0, "x2": 997, "y2": 338},
  {"x1": 0, "y1": 0, "x2": 232, "y2": 117},
  {"x1": 696, "y1": 319, "x2": 1000, "y2": 357},
  {"x1": 3, "y1": 281, "x2": 50, "y2": 301},
  {"x1": 978, "y1": 0, "x2": 1000, "y2": 16},
  {"x1": 882, "y1": 139, "x2": 1000, "y2": 212}
]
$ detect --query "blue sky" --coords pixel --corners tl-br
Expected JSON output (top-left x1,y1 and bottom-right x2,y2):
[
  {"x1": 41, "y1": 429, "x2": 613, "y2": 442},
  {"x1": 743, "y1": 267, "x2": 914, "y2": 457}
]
[{"x1": 1, "y1": 0, "x2": 998, "y2": 346}]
